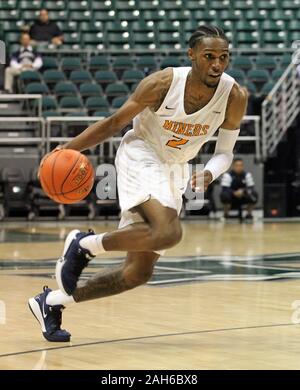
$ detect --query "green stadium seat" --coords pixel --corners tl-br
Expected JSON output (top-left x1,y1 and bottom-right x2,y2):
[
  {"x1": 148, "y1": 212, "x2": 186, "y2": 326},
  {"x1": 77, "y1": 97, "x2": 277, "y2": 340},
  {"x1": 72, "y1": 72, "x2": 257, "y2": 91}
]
[
  {"x1": 93, "y1": 10, "x2": 117, "y2": 22},
  {"x1": 256, "y1": 56, "x2": 277, "y2": 72},
  {"x1": 5, "y1": 31, "x2": 20, "y2": 45},
  {"x1": 65, "y1": 112, "x2": 87, "y2": 117},
  {"x1": 244, "y1": 10, "x2": 267, "y2": 20},
  {"x1": 85, "y1": 97, "x2": 109, "y2": 113},
  {"x1": 42, "y1": 110, "x2": 60, "y2": 118},
  {"x1": 133, "y1": 32, "x2": 155, "y2": 48},
  {"x1": 0, "y1": 10, "x2": 19, "y2": 20},
  {"x1": 280, "y1": 54, "x2": 292, "y2": 67},
  {"x1": 136, "y1": 57, "x2": 157, "y2": 73},
  {"x1": 59, "y1": 96, "x2": 83, "y2": 111},
  {"x1": 270, "y1": 9, "x2": 292, "y2": 21},
  {"x1": 113, "y1": 57, "x2": 134, "y2": 77},
  {"x1": 41, "y1": 96, "x2": 58, "y2": 111},
  {"x1": 157, "y1": 21, "x2": 178, "y2": 33},
  {"x1": 193, "y1": 10, "x2": 216, "y2": 21},
  {"x1": 43, "y1": 70, "x2": 66, "y2": 87},
  {"x1": 63, "y1": 32, "x2": 81, "y2": 47},
  {"x1": 289, "y1": 20, "x2": 300, "y2": 31},
  {"x1": 288, "y1": 31, "x2": 300, "y2": 42},
  {"x1": 93, "y1": 111, "x2": 110, "y2": 117},
  {"x1": 61, "y1": 57, "x2": 82, "y2": 75},
  {"x1": 118, "y1": 10, "x2": 141, "y2": 21},
  {"x1": 143, "y1": 10, "x2": 167, "y2": 21},
  {"x1": 232, "y1": 56, "x2": 253, "y2": 71},
  {"x1": 272, "y1": 69, "x2": 285, "y2": 80},
  {"x1": 263, "y1": 31, "x2": 286, "y2": 46},
  {"x1": 19, "y1": 0, "x2": 40, "y2": 10},
  {"x1": 19, "y1": 71, "x2": 42, "y2": 84},
  {"x1": 281, "y1": 0, "x2": 300, "y2": 9},
  {"x1": 115, "y1": 0, "x2": 136, "y2": 11},
  {"x1": 89, "y1": 56, "x2": 110, "y2": 73},
  {"x1": 226, "y1": 69, "x2": 246, "y2": 82},
  {"x1": 158, "y1": 32, "x2": 181, "y2": 46},
  {"x1": 105, "y1": 83, "x2": 129, "y2": 103},
  {"x1": 261, "y1": 20, "x2": 283, "y2": 31},
  {"x1": 168, "y1": 10, "x2": 191, "y2": 21},
  {"x1": 22, "y1": 10, "x2": 40, "y2": 21},
  {"x1": 107, "y1": 32, "x2": 131, "y2": 49},
  {"x1": 160, "y1": 57, "x2": 181, "y2": 68},
  {"x1": 244, "y1": 81, "x2": 257, "y2": 95},
  {"x1": 236, "y1": 32, "x2": 259, "y2": 45},
  {"x1": 160, "y1": 0, "x2": 184, "y2": 10},
  {"x1": 69, "y1": 10, "x2": 92, "y2": 21},
  {"x1": 236, "y1": 21, "x2": 258, "y2": 32},
  {"x1": 1, "y1": 20, "x2": 24, "y2": 32},
  {"x1": 43, "y1": 1, "x2": 65, "y2": 11},
  {"x1": 111, "y1": 96, "x2": 127, "y2": 109},
  {"x1": 139, "y1": 1, "x2": 159, "y2": 10},
  {"x1": 95, "y1": 71, "x2": 117, "y2": 87},
  {"x1": 106, "y1": 21, "x2": 129, "y2": 34},
  {"x1": 122, "y1": 70, "x2": 144, "y2": 87},
  {"x1": 183, "y1": 20, "x2": 201, "y2": 34},
  {"x1": 80, "y1": 21, "x2": 102, "y2": 33},
  {"x1": 131, "y1": 21, "x2": 154, "y2": 33},
  {"x1": 79, "y1": 83, "x2": 103, "y2": 100},
  {"x1": 0, "y1": 0, "x2": 17, "y2": 10},
  {"x1": 25, "y1": 82, "x2": 49, "y2": 94},
  {"x1": 41, "y1": 57, "x2": 59, "y2": 72},
  {"x1": 54, "y1": 82, "x2": 78, "y2": 99},
  {"x1": 257, "y1": 1, "x2": 278, "y2": 9},
  {"x1": 69, "y1": 70, "x2": 93, "y2": 84},
  {"x1": 247, "y1": 69, "x2": 269, "y2": 86},
  {"x1": 219, "y1": 10, "x2": 241, "y2": 21},
  {"x1": 261, "y1": 81, "x2": 276, "y2": 95},
  {"x1": 68, "y1": 1, "x2": 90, "y2": 11},
  {"x1": 82, "y1": 32, "x2": 105, "y2": 48},
  {"x1": 234, "y1": 1, "x2": 255, "y2": 10}
]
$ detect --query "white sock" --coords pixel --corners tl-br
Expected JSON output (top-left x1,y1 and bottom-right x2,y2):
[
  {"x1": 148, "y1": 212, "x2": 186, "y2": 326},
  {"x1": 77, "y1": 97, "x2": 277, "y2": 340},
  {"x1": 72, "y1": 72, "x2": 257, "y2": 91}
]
[
  {"x1": 79, "y1": 233, "x2": 107, "y2": 256},
  {"x1": 46, "y1": 290, "x2": 75, "y2": 306}
]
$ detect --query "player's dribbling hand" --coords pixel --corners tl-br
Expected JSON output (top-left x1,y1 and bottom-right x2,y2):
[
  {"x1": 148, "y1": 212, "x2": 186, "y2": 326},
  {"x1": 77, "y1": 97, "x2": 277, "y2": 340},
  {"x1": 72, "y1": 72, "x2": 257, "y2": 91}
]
[
  {"x1": 37, "y1": 145, "x2": 63, "y2": 180},
  {"x1": 191, "y1": 170, "x2": 213, "y2": 192}
]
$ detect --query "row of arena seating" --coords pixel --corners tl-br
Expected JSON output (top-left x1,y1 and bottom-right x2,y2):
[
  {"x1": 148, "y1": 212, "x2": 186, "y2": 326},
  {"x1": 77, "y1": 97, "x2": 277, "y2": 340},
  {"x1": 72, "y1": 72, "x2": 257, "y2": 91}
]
[
  {"x1": 16, "y1": 53, "x2": 291, "y2": 116},
  {"x1": 1, "y1": 0, "x2": 300, "y2": 49}
]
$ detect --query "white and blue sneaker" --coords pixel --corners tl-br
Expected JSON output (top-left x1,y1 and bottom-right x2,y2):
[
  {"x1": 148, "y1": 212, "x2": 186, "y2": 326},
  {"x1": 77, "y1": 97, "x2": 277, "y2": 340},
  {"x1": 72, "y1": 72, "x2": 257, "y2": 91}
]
[
  {"x1": 28, "y1": 286, "x2": 71, "y2": 342},
  {"x1": 56, "y1": 229, "x2": 95, "y2": 296}
]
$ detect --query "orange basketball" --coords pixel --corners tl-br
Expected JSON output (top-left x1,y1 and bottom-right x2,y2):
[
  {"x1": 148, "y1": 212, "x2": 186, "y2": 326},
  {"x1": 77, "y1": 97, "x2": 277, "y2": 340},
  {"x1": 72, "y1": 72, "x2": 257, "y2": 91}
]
[{"x1": 39, "y1": 149, "x2": 95, "y2": 204}]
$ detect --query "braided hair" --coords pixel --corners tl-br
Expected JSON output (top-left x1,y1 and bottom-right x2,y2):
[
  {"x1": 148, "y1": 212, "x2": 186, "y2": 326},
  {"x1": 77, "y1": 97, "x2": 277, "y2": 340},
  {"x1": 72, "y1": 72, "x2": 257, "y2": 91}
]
[{"x1": 189, "y1": 25, "x2": 229, "y2": 48}]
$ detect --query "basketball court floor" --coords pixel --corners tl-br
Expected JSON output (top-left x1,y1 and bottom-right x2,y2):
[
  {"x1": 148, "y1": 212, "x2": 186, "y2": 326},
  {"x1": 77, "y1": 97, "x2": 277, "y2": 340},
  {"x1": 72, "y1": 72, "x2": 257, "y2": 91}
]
[{"x1": 0, "y1": 219, "x2": 300, "y2": 370}]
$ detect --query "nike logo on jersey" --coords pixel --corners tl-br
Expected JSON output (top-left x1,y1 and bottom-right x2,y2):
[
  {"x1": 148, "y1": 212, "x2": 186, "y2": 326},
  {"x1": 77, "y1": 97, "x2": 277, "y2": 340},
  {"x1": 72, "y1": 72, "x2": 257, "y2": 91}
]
[
  {"x1": 213, "y1": 111, "x2": 221, "y2": 114},
  {"x1": 165, "y1": 106, "x2": 175, "y2": 110}
]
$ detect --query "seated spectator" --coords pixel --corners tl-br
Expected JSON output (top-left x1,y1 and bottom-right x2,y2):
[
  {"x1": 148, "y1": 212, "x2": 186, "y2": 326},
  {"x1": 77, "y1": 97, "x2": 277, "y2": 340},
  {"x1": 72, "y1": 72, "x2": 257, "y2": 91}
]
[
  {"x1": 4, "y1": 33, "x2": 42, "y2": 93},
  {"x1": 29, "y1": 9, "x2": 63, "y2": 46},
  {"x1": 220, "y1": 158, "x2": 258, "y2": 221}
]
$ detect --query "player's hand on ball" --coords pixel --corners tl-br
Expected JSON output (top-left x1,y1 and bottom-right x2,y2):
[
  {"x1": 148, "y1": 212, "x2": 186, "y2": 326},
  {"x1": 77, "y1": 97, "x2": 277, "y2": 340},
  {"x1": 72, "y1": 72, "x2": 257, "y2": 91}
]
[
  {"x1": 37, "y1": 145, "x2": 64, "y2": 180},
  {"x1": 191, "y1": 170, "x2": 213, "y2": 192}
]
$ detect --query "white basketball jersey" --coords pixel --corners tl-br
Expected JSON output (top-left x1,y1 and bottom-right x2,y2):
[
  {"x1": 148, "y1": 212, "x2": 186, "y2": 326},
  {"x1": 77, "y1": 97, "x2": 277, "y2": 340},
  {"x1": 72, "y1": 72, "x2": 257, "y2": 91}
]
[{"x1": 133, "y1": 67, "x2": 235, "y2": 163}]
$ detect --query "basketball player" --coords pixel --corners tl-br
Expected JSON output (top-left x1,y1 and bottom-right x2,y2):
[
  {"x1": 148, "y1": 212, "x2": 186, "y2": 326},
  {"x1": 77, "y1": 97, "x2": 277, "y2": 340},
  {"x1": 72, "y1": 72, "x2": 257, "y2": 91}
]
[{"x1": 29, "y1": 25, "x2": 248, "y2": 341}]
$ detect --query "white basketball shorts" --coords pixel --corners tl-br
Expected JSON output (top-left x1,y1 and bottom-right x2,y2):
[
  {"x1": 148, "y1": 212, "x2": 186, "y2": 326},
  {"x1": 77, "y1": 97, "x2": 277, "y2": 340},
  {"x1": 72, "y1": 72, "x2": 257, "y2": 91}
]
[{"x1": 115, "y1": 130, "x2": 190, "y2": 256}]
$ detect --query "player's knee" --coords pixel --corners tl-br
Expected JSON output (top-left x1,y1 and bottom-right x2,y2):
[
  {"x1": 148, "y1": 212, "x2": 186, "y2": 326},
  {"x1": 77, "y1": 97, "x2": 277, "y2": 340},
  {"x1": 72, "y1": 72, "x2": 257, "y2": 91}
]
[
  {"x1": 122, "y1": 266, "x2": 153, "y2": 288},
  {"x1": 152, "y1": 223, "x2": 182, "y2": 250}
]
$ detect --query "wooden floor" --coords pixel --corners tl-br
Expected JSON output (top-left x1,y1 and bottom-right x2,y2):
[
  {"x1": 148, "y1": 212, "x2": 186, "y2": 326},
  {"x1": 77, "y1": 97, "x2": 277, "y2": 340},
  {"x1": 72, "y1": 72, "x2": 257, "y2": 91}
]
[{"x1": 1, "y1": 219, "x2": 300, "y2": 370}]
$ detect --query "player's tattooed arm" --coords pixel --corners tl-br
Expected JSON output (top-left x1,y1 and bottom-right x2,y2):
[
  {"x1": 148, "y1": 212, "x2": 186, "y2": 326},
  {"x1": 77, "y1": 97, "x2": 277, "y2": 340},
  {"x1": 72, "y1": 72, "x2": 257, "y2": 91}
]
[{"x1": 61, "y1": 68, "x2": 173, "y2": 152}]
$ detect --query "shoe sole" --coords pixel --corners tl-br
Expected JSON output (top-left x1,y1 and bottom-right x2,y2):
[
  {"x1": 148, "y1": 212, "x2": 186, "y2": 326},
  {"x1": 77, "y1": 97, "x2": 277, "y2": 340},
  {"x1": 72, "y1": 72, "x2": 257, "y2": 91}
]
[
  {"x1": 55, "y1": 229, "x2": 80, "y2": 296},
  {"x1": 28, "y1": 297, "x2": 46, "y2": 333}
]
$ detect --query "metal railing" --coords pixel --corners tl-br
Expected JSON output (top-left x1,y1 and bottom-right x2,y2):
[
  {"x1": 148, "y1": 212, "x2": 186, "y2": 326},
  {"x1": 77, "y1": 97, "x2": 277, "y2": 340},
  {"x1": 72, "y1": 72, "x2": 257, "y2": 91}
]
[
  {"x1": 46, "y1": 115, "x2": 261, "y2": 160},
  {"x1": 0, "y1": 94, "x2": 42, "y2": 117},
  {"x1": 262, "y1": 62, "x2": 300, "y2": 160}
]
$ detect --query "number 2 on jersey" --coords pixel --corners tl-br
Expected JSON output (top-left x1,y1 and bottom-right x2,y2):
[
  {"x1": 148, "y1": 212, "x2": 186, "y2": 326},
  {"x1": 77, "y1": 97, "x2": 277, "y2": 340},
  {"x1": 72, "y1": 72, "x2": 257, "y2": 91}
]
[{"x1": 166, "y1": 136, "x2": 189, "y2": 149}]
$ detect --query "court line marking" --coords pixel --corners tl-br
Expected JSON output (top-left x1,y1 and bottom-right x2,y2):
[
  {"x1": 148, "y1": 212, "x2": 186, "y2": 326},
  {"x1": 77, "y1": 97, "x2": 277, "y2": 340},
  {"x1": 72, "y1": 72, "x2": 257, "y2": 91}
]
[{"x1": 0, "y1": 322, "x2": 296, "y2": 359}]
